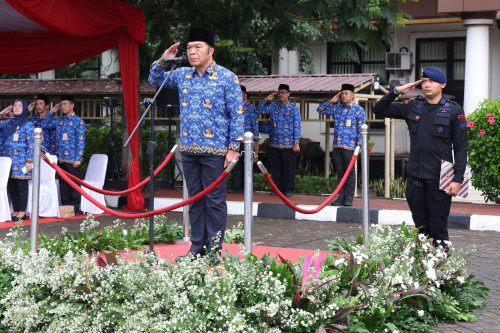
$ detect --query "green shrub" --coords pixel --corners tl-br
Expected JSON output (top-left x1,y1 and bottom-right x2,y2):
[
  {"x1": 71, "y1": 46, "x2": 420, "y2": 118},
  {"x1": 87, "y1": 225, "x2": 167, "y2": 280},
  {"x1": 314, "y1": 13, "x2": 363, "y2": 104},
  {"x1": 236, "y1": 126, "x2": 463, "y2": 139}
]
[
  {"x1": 370, "y1": 177, "x2": 406, "y2": 198},
  {"x1": 252, "y1": 173, "x2": 338, "y2": 194},
  {"x1": 370, "y1": 178, "x2": 384, "y2": 197},
  {"x1": 295, "y1": 175, "x2": 338, "y2": 194},
  {"x1": 83, "y1": 127, "x2": 176, "y2": 179},
  {"x1": 82, "y1": 127, "x2": 122, "y2": 176},
  {"x1": 140, "y1": 129, "x2": 176, "y2": 178},
  {"x1": 467, "y1": 99, "x2": 500, "y2": 202}
]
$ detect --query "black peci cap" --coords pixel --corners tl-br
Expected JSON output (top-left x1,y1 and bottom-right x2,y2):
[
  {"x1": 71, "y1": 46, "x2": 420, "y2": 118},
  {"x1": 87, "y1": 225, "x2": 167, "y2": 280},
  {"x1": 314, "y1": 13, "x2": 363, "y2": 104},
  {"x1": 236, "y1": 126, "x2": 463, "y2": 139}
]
[
  {"x1": 278, "y1": 84, "x2": 290, "y2": 92},
  {"x1": 188, "y1": 27, "x2": 216, "y2": 48},
  {"x1": 60, "y1": 95, "x2": 75, "y2": 102},
  {"x1": 341, "y1": 84, "x2": 355, "y2": 92}
]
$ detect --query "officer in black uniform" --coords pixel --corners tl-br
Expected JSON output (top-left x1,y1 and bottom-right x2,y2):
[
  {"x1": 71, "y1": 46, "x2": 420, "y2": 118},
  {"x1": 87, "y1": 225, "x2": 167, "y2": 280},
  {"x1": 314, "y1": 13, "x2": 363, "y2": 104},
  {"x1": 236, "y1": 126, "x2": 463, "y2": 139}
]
[{"x1": 372, "y1": 67, "x2": 468, "y2": 248}]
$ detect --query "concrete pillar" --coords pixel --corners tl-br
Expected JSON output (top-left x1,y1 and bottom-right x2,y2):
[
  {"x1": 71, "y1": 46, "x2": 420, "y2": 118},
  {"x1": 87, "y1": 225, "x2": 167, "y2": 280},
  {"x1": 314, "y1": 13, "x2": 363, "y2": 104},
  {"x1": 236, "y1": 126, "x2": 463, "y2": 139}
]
[
  {"x1": 463, "y1": 18, "x2": 493, "y2": 115},
  {"x1": 101, "y1": 48, "x2": 120, "y2": 78},
  {"x1": 38, "y1": 70, "x2": 55, "y2": 79},
  {"x1": 278, "y1": 48, "x2": 288, "y2": 75},
  {"x1": 277, "y1": 48, "x2": 300, "y2": 75}
]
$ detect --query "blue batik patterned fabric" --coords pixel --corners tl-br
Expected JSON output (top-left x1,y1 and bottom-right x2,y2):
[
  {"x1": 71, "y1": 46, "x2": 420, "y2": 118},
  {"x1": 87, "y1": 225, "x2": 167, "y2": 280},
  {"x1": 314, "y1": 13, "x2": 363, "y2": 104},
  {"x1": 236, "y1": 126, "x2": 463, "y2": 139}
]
[
  {"x1": 317, "y1": 101, "x2": 366, "y2": 150},
  {"x1": 149, "y1": 61, "x2": 244, "y2": 155},
  {"x1": 30, "y1": 114, "x2": 57, "y2": 155},
  {"x1": 255, "y1": 101, "x2": 301, "y2": 148},
  {"x1": 40, "y1": 113, "x2": 85, "y2": 163},
  {"x1": 243, "y1": 101, "x2": 259, "y2": 138},
  {"x1": 0, "y1": 119, "x2": 35, "y2": 179}
]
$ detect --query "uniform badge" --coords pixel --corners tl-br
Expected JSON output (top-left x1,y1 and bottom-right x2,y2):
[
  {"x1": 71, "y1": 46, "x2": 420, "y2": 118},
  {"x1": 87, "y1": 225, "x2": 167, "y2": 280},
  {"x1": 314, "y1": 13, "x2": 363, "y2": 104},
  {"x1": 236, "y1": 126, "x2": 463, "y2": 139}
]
[
  {"x1": 203, "y1": 99, "x2": 213, "y2": 108},
  {"x1": 203, "y1": 128, "x2": 214, "y2": 138}
]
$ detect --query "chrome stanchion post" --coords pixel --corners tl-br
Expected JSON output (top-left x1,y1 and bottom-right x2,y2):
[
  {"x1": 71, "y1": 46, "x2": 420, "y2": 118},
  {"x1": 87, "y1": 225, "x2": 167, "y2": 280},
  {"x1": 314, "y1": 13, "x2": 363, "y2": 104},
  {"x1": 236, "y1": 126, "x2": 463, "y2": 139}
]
[
  {"x1": 182, "y1": 173, "x2": 190, "y2": 241},
  {"x1": 243, "y1": 132, "x2": 254, "y2": 253},
  {"x1": 361, "y1": 124, "x2": 370, "y2": 245},
  {"x1": 30, "y1": 128, "x2": 42, "y2": 253}
]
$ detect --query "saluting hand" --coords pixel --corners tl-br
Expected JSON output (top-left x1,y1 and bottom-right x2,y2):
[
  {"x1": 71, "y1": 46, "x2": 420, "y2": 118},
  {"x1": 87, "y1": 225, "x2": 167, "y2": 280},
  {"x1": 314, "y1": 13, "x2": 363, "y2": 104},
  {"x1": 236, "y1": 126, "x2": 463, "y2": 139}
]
[
  {"x1": 50, "y1": 102, "x2": 61, "y2": 113},
  {"x1": 28, "y1": 102, "x2": 36, "y2": 112},
  {"x1": 0, "y1": 105, "x2": 13, "y2": 116},
  {"x1": 396, "y1": 80, "x2": 422, "y2": 95},
  {"x1": 329, "y1": 92, "x2": 341, "y2": 104},
  {"x1": 160, "y1": 42, "x2": 180, "y2": 61},
  {"x1": 264, "y1": 92, "x2": 277, "y2": 103}
]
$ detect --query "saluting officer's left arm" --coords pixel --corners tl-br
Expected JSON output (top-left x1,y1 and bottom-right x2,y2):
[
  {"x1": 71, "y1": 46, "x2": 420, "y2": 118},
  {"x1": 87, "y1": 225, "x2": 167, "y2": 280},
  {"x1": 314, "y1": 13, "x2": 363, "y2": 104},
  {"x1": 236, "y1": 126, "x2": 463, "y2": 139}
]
[{"x1": 447, "y1": 107, "x2": 468, "y2": 196}]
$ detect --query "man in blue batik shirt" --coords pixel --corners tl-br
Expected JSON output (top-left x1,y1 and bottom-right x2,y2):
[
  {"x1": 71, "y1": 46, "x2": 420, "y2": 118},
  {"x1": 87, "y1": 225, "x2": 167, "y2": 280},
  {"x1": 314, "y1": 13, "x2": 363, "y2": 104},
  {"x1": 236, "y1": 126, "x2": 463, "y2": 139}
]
[
  {"x1": 29, "y1": 93, "x2": 56, "y2": 155},
  {"x1": 317, "y1": 83, "x2": 366, "y2": 206},
  {"x1": 149, "y1": 27, "x2": 244, "y2": 263},
  {"x1": 256, "y1": 84, "x2": 301, "y2": 197},
  {"x1": 228, "y1": 85, "x2": 259, "y2": 193},
  {"x1": 40, "y1": 95, "x2": 85, "y2": 212}
]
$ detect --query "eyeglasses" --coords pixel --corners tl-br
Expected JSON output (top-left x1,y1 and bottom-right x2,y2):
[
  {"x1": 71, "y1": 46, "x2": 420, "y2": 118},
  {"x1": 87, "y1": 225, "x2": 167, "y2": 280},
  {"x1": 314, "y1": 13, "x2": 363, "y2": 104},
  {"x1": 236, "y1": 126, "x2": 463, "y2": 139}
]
[{"x1": 277, "y1": 90, "x2": 289, "y2": 95}]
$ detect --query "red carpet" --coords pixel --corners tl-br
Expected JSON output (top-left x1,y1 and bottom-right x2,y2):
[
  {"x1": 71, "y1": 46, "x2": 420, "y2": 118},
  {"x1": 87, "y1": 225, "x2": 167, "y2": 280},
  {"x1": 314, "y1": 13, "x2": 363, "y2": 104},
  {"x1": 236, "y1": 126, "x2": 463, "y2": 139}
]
[
  {"x1": 0, "y1": 213, "x2": 110, "y2": 229},
  {"x1": 110, "y1": 241, "x2": 337, "y2": 264}
]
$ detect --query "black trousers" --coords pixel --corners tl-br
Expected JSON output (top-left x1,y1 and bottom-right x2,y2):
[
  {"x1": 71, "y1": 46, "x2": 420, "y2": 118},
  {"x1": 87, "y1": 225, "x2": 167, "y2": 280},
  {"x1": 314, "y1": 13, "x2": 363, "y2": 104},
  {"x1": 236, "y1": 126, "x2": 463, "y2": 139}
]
[
  {"x1": 332, "y1": 148, "x2": 355, "y2": 203},
  {"x1": 406, "y1": 177, "x2": 452, "y2": 247},
  {"x1": 8, "y1": 178, "x2": 29, "y2": 212},
  {"x1": 229, "y1": 146, "x2": 244, "y2": 191},
  {"x1": 268, "y1": 146, "x2": 296, "y2": 193},
  {"x1": 58, "y1": 162, "x2": 81, "y2": 211},
  {"x1": 181, "y1": 153, "x2": 227, "y2": 255}
]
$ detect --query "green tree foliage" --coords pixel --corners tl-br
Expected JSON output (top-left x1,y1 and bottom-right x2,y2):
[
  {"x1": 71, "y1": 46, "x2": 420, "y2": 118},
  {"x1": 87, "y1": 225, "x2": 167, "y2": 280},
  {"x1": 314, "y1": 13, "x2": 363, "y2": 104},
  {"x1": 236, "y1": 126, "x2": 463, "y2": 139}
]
[{"x1": 137, "y1": 0, "x2": 414, "y2": 79}]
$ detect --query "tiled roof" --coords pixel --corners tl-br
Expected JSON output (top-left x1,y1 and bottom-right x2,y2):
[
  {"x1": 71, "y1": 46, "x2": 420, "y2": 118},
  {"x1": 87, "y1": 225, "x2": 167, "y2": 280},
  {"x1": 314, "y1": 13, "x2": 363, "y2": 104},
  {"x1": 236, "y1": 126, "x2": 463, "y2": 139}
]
[
  {"x1": 0, "y1": 78, "x2": 155, "y2": 95},
  {"x1": 0, "y1": 74, "x2": 377, "y2": 97},
  {"x1": 238, "y1": 74, "x2": 377, "y2": 94}
]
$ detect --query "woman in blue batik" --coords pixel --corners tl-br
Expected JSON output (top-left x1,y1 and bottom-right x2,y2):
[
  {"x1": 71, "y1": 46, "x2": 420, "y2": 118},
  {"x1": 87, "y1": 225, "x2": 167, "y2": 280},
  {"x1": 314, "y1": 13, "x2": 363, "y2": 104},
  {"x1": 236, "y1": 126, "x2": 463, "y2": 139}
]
[{"x1": 0, "y1": 99, "x2": 35, "y2": 221}]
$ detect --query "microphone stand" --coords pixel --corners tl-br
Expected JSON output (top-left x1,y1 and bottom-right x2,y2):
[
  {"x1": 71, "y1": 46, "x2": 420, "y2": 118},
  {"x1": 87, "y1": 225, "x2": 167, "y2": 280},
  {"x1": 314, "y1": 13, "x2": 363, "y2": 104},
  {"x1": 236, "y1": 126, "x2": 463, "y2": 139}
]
[{"x1": 124, "y1": 61, "x2": 181, "y2": 255}]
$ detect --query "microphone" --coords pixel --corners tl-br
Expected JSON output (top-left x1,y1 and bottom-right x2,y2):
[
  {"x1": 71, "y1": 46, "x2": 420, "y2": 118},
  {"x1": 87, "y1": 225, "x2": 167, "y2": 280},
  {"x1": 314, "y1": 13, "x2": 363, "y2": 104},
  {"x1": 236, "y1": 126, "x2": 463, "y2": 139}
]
[{"x1": 160, "y1": 55, "x2": 188, "y2": 66}]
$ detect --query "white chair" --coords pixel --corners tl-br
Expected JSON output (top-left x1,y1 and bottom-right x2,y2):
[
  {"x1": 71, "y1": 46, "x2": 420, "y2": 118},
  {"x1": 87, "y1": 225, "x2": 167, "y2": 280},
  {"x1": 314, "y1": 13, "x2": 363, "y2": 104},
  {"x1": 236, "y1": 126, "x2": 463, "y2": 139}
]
[
  {"x1": 0, "y1": 157, "x2": 12, "y2": 222},
  {"x1": 27, "y1": 156, "x2": 60, "y2": 218},
  {"x1": 80, "y1": 154, "x2": 108, "y2": 214}
]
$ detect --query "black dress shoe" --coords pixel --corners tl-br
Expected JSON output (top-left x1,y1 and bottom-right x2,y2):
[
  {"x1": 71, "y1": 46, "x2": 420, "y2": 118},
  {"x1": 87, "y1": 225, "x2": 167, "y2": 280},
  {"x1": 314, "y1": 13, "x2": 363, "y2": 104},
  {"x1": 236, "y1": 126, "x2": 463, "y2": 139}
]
[
  {"x1": 176, "y1": 251, "x2": 203, "y2": 263},
  {"x1": 343, "y1": 202, "x2": 353, "y2": 206},
  {"x1": 11, "y1": 215, "x2": 19, "y2": 221},
  {"x1": 269, "y1": 192, "x2": 277, "y2": 196},
  {"x1": 227, "y1": 188, "x2": 243, "y2": 193},
  {"x1": 331, "y1": 199, "x2": 344, "y2": 206},
  {"x1": 205, "y1": 253, "x2": 222, "y2": 266},
  {"x1": 284, "y1": 191, "x2": 294, "y2": 197}
]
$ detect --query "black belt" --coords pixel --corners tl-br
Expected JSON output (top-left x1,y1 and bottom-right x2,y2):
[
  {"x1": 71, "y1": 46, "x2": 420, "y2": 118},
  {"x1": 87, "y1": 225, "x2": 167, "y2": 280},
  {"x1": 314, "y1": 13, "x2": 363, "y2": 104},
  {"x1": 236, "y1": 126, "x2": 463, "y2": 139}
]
[{"x1": 408, "y1": 176, "x2": 426, "y2": 188}]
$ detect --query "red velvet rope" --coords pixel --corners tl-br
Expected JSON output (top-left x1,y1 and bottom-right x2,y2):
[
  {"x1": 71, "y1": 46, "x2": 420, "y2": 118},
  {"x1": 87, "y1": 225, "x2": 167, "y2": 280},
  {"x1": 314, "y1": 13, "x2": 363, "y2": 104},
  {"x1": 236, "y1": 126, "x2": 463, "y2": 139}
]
[
  {"x1": 49, "y1": 159, "x2": 229, "y2": 219},
  {"x1": 261, "y1": 151, "x2": 359, "y2": 214},
  {"x1": 43, "y1": 149, "x2": 174, "y2": 196}
]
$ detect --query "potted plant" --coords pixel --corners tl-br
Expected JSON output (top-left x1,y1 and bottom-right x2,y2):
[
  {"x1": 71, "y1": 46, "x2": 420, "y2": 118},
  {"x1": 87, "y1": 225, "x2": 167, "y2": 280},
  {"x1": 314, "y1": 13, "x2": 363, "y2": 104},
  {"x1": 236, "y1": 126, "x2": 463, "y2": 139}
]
[{"x1": 367, "y1": 139, "x2": 375, "y2": 154}]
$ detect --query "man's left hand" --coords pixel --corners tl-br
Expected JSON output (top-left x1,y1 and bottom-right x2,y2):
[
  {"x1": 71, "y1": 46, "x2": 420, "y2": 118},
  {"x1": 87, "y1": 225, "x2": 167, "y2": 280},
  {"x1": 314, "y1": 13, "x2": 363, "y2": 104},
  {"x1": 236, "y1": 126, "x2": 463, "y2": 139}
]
[
  {"x1": 225, "y1": 149, "x2": 239, "y2": 168},
  {"x1": 73, "y1": 161, "x2": 81, "y2": 168},
  {"x1": 293, "y1": 143, "x2": 300, "y2": 153},
  {"x1": 446, "y1": 182, "x2": 461, "y2": 196}
]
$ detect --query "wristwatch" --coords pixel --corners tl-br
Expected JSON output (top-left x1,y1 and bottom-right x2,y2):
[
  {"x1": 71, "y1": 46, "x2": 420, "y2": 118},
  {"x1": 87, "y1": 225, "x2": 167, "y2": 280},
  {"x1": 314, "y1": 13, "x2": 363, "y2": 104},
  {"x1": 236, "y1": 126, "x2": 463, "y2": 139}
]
[{"x1": 393, "y1": 87, "x2": 401, "y2": 95}]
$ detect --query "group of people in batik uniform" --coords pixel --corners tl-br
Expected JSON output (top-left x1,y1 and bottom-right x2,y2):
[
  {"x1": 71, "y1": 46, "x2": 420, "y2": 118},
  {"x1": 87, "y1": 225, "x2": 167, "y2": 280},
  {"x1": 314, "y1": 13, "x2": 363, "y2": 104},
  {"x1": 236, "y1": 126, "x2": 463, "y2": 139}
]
[{"x1": 0, "y1": 94, "x2": 85, "y2": 221}]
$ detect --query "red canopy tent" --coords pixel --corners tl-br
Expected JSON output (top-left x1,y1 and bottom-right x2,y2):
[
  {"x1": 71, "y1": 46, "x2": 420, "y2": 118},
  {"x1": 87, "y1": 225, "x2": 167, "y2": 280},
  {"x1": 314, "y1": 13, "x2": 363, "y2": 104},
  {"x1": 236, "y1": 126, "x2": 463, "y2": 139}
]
[{"x1": 0, "y1": 0, "x2": 145, "y2": 211}]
